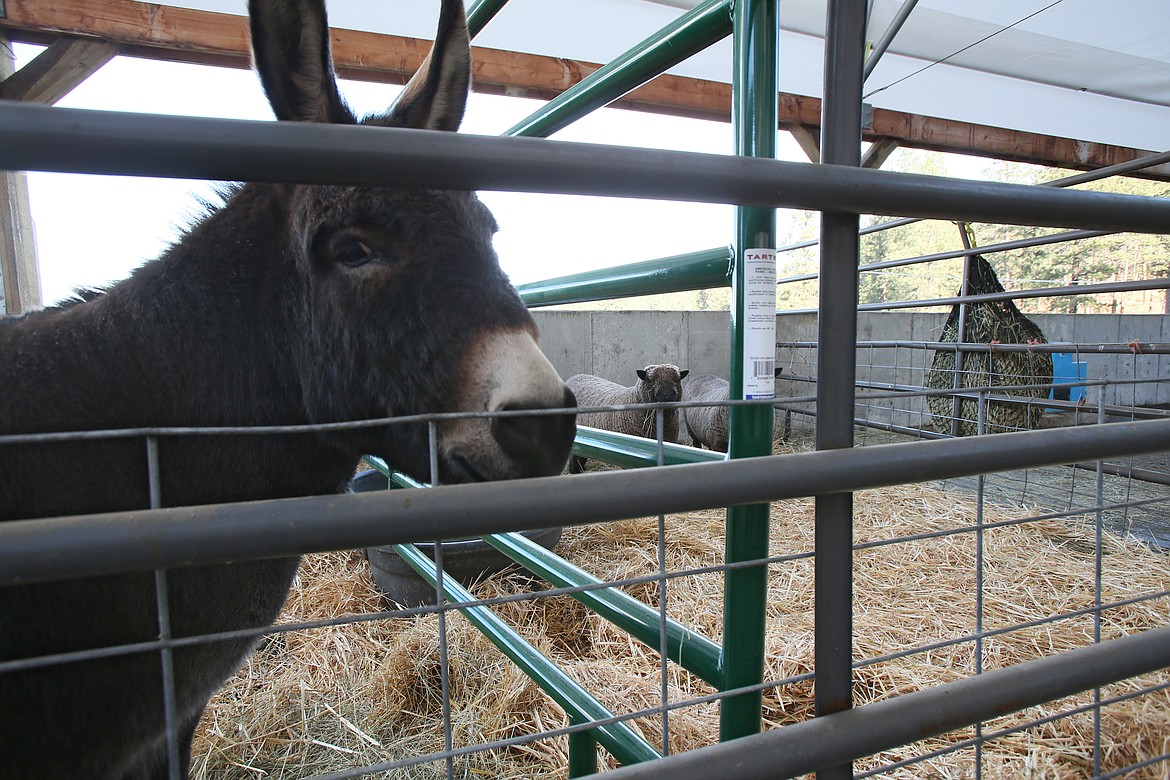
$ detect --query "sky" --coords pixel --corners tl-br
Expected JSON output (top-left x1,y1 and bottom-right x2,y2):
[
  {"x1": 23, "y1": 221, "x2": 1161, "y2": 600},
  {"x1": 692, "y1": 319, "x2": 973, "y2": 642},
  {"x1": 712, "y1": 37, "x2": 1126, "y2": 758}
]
[{"x1": 11, "y1": 42, "x2": 989, "y2": 308}]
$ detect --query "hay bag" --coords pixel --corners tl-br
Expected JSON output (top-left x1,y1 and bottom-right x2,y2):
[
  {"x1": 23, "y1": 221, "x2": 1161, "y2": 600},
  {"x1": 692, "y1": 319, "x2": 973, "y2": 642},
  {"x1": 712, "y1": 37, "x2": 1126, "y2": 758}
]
[{"x1": 926, "y1": 254, "x2": 1053, "y2": 435}]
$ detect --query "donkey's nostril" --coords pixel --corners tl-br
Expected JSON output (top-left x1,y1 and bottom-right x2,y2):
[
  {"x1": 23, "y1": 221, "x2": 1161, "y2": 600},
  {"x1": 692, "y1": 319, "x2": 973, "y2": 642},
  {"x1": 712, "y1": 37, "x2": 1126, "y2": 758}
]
[{"x1": 491, "y1": 390, "x2": 577, "y2": 477}]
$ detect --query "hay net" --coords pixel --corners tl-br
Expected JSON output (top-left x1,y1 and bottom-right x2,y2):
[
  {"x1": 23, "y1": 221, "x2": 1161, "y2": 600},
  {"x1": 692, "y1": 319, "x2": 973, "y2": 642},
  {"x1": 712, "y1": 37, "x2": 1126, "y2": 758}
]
[{"x1": 926, "y1": 254, "x2": 1054, "y2": 435}]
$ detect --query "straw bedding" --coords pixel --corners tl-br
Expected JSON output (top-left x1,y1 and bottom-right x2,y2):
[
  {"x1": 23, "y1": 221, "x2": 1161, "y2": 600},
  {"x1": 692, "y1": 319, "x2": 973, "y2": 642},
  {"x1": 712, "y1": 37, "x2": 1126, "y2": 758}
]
[{"x1": 189, "y1": 476, "x2": 1170, "y2": 779}]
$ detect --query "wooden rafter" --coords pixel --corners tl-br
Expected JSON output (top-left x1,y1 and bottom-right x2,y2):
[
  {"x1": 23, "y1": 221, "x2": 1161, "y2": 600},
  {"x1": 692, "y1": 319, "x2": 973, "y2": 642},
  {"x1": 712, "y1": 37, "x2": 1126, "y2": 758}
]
[
  {"x1": 861, "y1": 138, "x2": 899, "y2": 170},
  {"x1": 0, "y1": 36, "x2": 119, "y2": 103},
  {"x1": 1, "y1": 0, "x2": 1166, "y2": 180}
]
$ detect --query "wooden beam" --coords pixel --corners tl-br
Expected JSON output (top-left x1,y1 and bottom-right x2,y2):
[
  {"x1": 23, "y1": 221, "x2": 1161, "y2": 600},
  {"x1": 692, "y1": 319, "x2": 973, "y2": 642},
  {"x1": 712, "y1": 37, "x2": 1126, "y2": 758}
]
[
  {"x1": 0, "y1": 36, "x2": 119, "y2": 103},
  {"x1": 0, "y1": 0, "x2": 252, "y2": 66},
  {"x1": 1, "y1": 0, "x2": 1166, "y2": 180}
]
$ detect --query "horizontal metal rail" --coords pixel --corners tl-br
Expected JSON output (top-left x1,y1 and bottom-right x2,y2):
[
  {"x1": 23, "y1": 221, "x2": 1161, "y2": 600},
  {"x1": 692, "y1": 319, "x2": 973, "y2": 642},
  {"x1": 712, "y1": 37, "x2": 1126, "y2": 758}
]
[
  {"x1": 844, "y1": 377, "x2": 1170, "y2": 419},
  {"x1": 772, "y1": 378, "x2": 1156, "y2": 419},
  {"x1": 589, "y1": 623, "x2": 1170, "y2": 779},
  {"x1": 1071, "y1": 460, "x2": 1170, "y2": 487},
  {"x1": 3, "y1": 102, "x2": 1170, "y2": 233},
  {"x1": 1050, "y1": 149, "x2": 1170, "y2": 187},
  {"x1": 505, "y1": 0, "x2": 732, "y2": 138},
  {"x1": 573, "y1": 426, "x2": 726, "y2": 468},
  {"x1": 777, "y1": 228, "x2": 1113, "y2": 285},
  {"x1": 393, "y1": 543, "x2": 662, "y2": 768},
  {"x1": 516, "y1": 152, "x2": 1155, "y2": 313},
  {"x1": 6, "y1": 497, "x2": 1162, "y2": 680},
  {"x1": 0, "y1": 404, "x2": 575, "y2": 447},
  {"x1": 837, "y1": 340, "x2": 1170, "y2": 355},
  {"x1": 365, "y1": 455, "x2": 725, "y2": 683},
  {"x1": 855, "y1": 680, "x2": 1170, "y2": 780},
  {"x1": 482, "y1": 532, "x2": 724, "y2": 686},
  {"x1": 782, "y1": 277, "x2": 1170, "y2": 315},
  {"x1": 775, "y1": 149, "x2": 1170, "y2": 253},
  {"x1": 518, "y1": 247, "x2": 733, "y2": 308},
  {"x1": 1, "y1": 418, "x2": 1166, "y2": 586}
]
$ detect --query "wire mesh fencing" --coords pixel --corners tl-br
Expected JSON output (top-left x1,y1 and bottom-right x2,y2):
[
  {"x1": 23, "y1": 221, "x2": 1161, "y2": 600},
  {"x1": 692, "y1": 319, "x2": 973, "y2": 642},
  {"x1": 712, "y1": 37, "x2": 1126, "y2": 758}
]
[{"x1": 2, "y1": 397, "x2": 1168, "y2": 779}]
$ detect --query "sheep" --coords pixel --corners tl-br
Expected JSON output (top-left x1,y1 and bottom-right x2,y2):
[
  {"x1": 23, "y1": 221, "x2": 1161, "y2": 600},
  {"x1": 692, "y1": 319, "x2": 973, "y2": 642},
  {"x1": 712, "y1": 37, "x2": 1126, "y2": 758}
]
[
  {"x1": 566, "y1": 364, "x2": 688, "y2": 472},
  {"x1": 682, "y1": 373, "x2": 730, "y2": 453}
]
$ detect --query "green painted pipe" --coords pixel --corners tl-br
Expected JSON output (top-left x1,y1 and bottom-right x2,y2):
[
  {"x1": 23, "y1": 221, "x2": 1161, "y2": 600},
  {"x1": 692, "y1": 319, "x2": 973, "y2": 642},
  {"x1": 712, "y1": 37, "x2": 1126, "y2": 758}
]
[
  {"x1": 371, "y1": 452, "x2": 724, "y2": 685},
  {"x1": 572, "y1": 426, "x2": 725, "y2": 469},
  {"x1": 394, "y1": 543, "x2": 662, "y2": 768},
  {"x1": 720, "y1": 0, "x2": 778, "y2": 743},
  {"x1": 482, "y1": 531, "x2": 723, "y2": 686},
  {"x1": 466, "y1": 0, "x2": 509, "y2": 38},
  {"x1": 567, "y1": 722, "x2": 600, "y2": 778},
  {"x1": 361, "y1": 457, "x2": 424, "y2": 490},
  {"x1": 505, "y1": 0, "x2": 733, "y2": 138},
  {"x1": 518, "y1": 247, "x2": 733, "y2": 309}
]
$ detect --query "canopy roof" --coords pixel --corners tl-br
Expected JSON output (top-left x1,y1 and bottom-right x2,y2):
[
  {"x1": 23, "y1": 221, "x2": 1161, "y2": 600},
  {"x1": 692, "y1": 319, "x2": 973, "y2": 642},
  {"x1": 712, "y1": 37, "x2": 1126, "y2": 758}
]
[
  {"x1": 4, "y1": 0, "x2": 1169, "y2": 163},
  {"x1": 154, "y1": 0, "x2": 1168, "y2": 153}
]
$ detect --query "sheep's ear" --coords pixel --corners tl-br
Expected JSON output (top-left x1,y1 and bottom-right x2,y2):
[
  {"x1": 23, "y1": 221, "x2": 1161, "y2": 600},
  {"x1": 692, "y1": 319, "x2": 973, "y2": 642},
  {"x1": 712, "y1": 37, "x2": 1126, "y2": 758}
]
[
  {"x1": 248, "y1": 0, "x2": 355, "y2": 124},
  {"x1": 679, "y1": 370, "x2": 689, "y2": 380},
  {"x1": 636, "y1": 370, "x2": 649, "y2": 382},
  {"x1": 370, "y1": 0, "x2": 470, "y2": 130}
]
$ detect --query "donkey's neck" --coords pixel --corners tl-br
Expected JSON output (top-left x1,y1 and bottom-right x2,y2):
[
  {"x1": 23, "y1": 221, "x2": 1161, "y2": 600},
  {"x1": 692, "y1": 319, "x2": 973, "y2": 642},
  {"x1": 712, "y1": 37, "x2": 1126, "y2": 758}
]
[
  {"x1": 8, "y1": 194, "x2": 303, "y2": 432},
  {"x1": 0, "y1": 188, "x2": 359, "y2": 519}
]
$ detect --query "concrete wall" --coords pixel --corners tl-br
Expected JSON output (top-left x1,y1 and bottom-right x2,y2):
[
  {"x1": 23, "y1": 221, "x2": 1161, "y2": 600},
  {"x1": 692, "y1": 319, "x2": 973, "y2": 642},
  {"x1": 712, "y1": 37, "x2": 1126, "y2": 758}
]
[
  {"x1": 533, "y1": 312, "x2": 1169, "y2": 427},
  {"x1": 534, "y1": 310, "x2": 733, "y2": 384}
]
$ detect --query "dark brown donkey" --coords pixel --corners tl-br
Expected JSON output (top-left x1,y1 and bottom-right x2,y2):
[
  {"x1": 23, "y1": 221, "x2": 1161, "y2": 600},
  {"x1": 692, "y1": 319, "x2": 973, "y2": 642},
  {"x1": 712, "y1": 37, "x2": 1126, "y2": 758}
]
[{"x1": 0, "y1": 1, "x2": 576, "y2": 777}]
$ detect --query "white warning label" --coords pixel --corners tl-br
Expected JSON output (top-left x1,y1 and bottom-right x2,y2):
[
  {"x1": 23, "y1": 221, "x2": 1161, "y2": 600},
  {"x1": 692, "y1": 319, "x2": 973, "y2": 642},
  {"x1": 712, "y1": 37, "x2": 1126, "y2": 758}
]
[{"x1": 742, "y1": 248, "x2": 777, "y2": 400}]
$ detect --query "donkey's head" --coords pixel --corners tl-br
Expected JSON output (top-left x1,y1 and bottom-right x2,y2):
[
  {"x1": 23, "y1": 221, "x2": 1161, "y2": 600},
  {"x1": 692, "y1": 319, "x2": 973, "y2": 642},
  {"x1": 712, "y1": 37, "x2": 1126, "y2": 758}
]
[{"x1": 247, "y1": 0, "x2": 575, "y2": 483}]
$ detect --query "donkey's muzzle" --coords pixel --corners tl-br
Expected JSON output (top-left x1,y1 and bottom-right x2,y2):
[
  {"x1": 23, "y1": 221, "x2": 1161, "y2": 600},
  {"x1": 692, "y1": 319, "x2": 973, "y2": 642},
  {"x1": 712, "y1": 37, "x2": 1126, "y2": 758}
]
[{"x1": 491, "y1": 386, "x2": 577, "y2": 478}]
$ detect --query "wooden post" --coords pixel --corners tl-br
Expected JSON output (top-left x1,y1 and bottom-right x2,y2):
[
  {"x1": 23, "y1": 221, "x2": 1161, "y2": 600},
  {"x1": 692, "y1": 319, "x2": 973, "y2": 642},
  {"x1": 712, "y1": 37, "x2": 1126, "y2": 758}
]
[{"x1": 0, "y1": 31, "x2": 43, "y2": 314}]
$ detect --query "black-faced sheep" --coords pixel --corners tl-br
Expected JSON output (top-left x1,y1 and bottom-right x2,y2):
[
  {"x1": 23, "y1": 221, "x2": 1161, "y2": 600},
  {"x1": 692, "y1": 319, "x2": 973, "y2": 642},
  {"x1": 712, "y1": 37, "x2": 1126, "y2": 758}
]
[
  {"x1": 681, "y1": 373, "x2": 730, "y2": 453},
  {"x1": 566, "y1": 364, "x2": 688, "y2": 472}
]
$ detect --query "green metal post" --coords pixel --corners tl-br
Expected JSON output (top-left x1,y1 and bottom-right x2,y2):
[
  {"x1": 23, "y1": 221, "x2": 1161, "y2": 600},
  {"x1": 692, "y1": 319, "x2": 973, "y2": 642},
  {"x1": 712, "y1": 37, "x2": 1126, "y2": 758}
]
[
  {"x1": 720, "y1": 0, "x2": 777, "y2": 742},
  {"x1": 567, "y1": 720, "x2": 600, "y2": 777},
  {"x1": 505, "y1": 0, "x2": 733, "y2": 138}
]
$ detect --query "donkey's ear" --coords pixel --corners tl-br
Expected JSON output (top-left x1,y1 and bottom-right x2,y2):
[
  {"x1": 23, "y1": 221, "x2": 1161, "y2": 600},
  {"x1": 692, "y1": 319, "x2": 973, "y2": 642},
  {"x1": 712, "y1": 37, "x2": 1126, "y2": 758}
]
[
  {"x1": 248, "y1": 0, "x2": 355, "y2": 124},
  {"x1": 369, "y1": 0, "x2": 470, "y2": 131}
]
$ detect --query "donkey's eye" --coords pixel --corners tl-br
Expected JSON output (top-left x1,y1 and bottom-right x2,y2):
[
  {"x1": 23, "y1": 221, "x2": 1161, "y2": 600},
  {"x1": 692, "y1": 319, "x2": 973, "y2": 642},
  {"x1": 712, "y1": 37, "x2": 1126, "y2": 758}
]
[{"x1": 335, "y1": 238, "x2": 375, "y2": 268}]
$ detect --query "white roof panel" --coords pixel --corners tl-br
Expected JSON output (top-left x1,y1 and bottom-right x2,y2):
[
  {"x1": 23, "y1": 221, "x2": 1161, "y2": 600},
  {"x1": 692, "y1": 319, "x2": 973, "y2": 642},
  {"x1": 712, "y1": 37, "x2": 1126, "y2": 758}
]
[{"x1": 152, "y1": 0, "x2": 1170, "y2": 152}]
